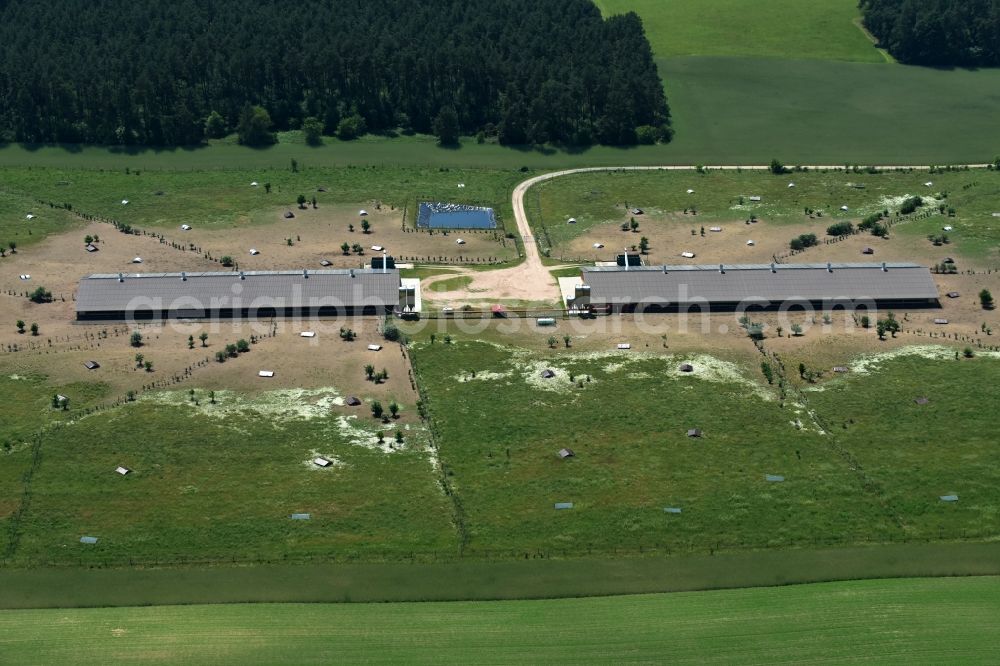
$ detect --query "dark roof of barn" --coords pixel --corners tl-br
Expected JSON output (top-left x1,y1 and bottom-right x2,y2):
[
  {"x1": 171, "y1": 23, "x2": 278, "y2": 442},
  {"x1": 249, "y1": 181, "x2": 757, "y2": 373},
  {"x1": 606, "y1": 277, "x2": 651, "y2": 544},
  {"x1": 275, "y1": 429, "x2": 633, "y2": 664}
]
[
  {"x1": 581, "y1": 263, "x2": 938, "y2": 305},
  {"x1": 76, "y1": 269, "x2": 400, "y2": 313}
]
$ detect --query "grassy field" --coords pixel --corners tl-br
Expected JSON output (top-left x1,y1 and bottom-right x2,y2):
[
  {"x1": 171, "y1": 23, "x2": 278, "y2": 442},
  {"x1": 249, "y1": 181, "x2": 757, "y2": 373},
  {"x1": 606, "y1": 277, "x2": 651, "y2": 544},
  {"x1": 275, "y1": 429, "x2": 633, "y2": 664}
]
[
  {"x1": 595, "y1": 0, "x2": 883, "y2": 62},
  {"x1": 0, "y1": 165, "x2": 523, "y2": 238},
  {"x1": 4, "y1": 400, "x2": 456, "y2": 567},
  {"x1": 2, "y1": 540, "x2": 1000, "y2": 607},
  {"x1": 426, "y1": 276, "x2": 474, "y2": 292},
  {"x1": 530, "y1": 167, "x2": 1000, "y2": 265},
  {"x1": 409, "y1": 336, "x2": 882, "y2": 556},
  {"x1": 0, "y1": 135, "x2": 696, "y2": 171},
  {"x1": 805, "y1": 353, "x2": 1000, "y2": 540},
  {"x1": 0, "y1": 373, "x2": 114, "y2": 558},
  {"x1": 0, "y1": 187, "x2": 82, "y2": 250},
  {"x1": 4, "y1": 331, "x2": 999, "y2": 569},
  {"x1": 1, "y1": 577, "x2": 999, "y2": 663}
]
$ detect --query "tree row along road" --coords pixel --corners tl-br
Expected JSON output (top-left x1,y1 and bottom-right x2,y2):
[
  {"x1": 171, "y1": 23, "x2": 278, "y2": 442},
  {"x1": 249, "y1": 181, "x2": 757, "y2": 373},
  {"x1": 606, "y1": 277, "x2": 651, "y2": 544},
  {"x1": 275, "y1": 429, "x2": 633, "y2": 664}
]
[{"x1": 422, "y1": 163, "x2": 988, "y2": 304}]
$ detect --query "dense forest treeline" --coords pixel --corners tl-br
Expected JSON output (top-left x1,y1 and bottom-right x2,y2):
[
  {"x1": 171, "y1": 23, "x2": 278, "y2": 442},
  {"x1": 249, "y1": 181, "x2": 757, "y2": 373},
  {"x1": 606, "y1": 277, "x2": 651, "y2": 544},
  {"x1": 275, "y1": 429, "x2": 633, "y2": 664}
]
[
  {"x1": 860, "y1": 0, "x2": 1000, "y2": 66},
  {"x1": 0, "y1": 0, "x2": 669, "y2": 147}
]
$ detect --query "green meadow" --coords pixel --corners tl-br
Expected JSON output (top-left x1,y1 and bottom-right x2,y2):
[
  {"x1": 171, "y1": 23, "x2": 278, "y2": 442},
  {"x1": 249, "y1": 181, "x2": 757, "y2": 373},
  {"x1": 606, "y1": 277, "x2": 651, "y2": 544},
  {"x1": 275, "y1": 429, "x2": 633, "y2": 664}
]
[
  {"x1": 0, "y1": 187, "x2": 81, "y2": 250},
  {"x1": 4, "y1": 400, "x2": 455, "y2": 567},
  {"x1": 806, "y1": 353, "x2": 1000, "y2": 540},
  {"x1": 2, "y1": 577, "x2": 999, "y2": 664},
  {"x1": 595, "y1": 0, "x2": 884, "y2": 62},
  {"x1": 0, "y1": 165, "x2": 525, "y2": 240},
  {"x1": 410, "y1": 338, "x2": 961, "y2": 557}
]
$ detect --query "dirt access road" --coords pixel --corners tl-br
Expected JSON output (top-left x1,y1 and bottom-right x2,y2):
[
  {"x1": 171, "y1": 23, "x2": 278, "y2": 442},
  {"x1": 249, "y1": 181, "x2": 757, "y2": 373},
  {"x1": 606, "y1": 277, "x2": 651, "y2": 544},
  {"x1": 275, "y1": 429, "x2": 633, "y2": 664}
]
[{"x1": 421, "y1": 163, "x2": 988, "y2": 305}]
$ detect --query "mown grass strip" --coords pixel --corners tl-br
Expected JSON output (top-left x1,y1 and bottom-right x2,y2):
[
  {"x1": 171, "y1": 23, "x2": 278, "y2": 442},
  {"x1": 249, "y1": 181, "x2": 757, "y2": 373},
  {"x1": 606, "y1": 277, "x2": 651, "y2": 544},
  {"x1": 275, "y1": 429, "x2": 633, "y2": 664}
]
[
  {"x1": 1, "y1": 541, "x2": 999, "y2": 609},
  {"x1": 3, "y1": 577, "x2": 999, "y2": 664}
]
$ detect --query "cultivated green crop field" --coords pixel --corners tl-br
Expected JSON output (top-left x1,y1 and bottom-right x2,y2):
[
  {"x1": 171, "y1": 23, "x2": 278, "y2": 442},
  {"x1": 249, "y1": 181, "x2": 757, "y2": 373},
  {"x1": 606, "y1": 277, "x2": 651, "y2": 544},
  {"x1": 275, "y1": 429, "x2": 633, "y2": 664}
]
[
  {"x1": 658, "y1": 57, "x2": 1000, "y2": 166},
  {"x1": 2, "y1": 577, "x2": 999, "y2": 664},
  {"x1": 531, "y1": 167, "x2": 1000, "y2": 264},
  {"x1": 595, "y1": 0, "x2": 883, "y2": 62}
]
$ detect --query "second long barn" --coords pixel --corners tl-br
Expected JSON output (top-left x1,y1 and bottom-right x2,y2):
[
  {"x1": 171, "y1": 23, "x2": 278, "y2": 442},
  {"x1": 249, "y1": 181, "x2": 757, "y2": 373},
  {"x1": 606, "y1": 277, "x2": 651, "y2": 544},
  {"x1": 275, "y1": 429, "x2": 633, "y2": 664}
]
[{"x1": 568, "y1": 263, "x2": 940, "y2": 313}]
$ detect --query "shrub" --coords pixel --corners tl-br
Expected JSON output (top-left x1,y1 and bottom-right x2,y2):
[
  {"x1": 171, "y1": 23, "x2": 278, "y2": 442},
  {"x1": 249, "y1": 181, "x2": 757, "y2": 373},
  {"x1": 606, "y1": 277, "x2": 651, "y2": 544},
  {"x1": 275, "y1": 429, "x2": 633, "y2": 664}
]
[
  {"x1": 382, "y1": 323, "x2": 401, "y2": 342},
  {"x1": 858, "y1": 213, "x2": 883, "y2": 230},
  {"x1": 236, "y1": 105, "x2": 275, "y2": 146},
  {"x1": 29, "y1": 286, "x2": 53, "y2": 303},
  {"x1": 236, "y1": 339, "x2": 250, "y2": 353},
  {"x1": 826, "y1": 222, "x2": 853, "y2": 237},
  {"x1": 761, "y1": 361, "x2": 774, "y2": 384},
  {"x1": 769, "y1": 158, "x2": 787, "y2": 175},
  {"x1": 204, "y1": 110, "x2": 227, "y2": 139},
  {"x1": 220, "y1": 255, "x2": 234, "y2": 267},
  {"x1": 336, "y1": 113, "x2": 366, "y2": 140},
  {"x1": 130, "y1": 331, "x2": 143, "y2": 347},
  {"x1": 899, "y1": 196, "x2": 923, "y2": 215},
  {"x1": 302, "y1": 116, "x2": 324, "y2": 146},
  {"x1": 789, "y1": 233, "x2": 818, "y2": 251},
  {"x1": 980, "y1": 289, "x2": 995, "y2": 309}
]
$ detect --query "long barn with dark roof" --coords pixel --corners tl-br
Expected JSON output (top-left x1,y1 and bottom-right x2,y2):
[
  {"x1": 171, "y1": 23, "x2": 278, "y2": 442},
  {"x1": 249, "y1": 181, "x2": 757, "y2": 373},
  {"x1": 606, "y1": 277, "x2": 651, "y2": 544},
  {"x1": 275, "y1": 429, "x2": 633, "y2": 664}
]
[
  {"x1": 571, "y1": 263, "x2": 939, "y2": 313},
  {"x1": 76, "y1": 269, "x2": 416, "y2": 320}
]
